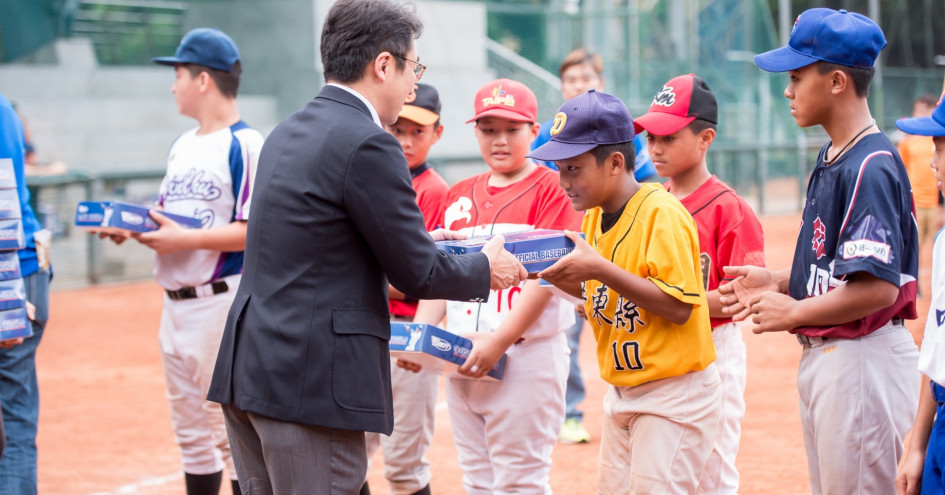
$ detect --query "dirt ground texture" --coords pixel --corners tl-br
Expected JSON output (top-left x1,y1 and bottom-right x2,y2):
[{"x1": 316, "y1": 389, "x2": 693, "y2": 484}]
[{"x1": 32, "y1": 213, "x2": 932, "y2": 494}]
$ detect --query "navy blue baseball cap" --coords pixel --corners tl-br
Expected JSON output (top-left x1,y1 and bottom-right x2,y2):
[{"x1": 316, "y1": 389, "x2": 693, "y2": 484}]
[
  {"x1": 152, "y1": 28, "x2": 240, "y2": 72},
  {"x1": 754, "y1": 8, "x2": 886, "y2": 72},
  {"x1": 896, "y1": 98, "x2": 945, "y2": 136},
  {"x1": 527, "y1": 90, "x2": 634, "y2": 161}
]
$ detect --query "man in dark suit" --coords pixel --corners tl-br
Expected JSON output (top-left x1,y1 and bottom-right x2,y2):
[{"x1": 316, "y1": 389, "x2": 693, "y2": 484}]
[{"x1": 206, "y1": 0, "x2": 527, "y2": 492}]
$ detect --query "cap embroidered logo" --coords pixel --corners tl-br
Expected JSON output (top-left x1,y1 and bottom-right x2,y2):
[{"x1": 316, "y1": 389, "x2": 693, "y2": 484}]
[
  {"x1": 652, "y1": 86, "x2": 677, "y2": 107},
  {"x1": 550, "y1": 112, "x2": 567, "y2": 136}
]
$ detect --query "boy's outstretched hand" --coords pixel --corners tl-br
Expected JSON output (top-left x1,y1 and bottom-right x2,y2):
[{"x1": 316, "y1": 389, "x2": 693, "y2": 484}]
[
  {"x1": 718, "y1": 265, "x2": 780, "y2": 321},
  {"x1": 538, "y1": 230, "x2": 600, "y2": 287},
  {"x1": 458, "y1": 332, "x2": 505, "y2": 379}
]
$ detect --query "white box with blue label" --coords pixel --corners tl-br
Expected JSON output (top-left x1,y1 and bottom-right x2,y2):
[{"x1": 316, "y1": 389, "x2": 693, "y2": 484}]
[
  {"x1": 0, "y1": 306, "x2": 31, "y2": 341},
  {"x1": 75, "y1": 201, "x2": 203, "y2": 234},
  {"x1": 436, "y1": 229, "x2": 583, "y2": 273},
  {"x1": 0, "y1": 251, "x2": 21, "y2": 281},
  {"x1": 0, "y1": 219, "x2": 25, "y2": 250},
  {"x1": 389, "y1": 322, "x2": 507, "y2": 380},
  {"x1": 0, "y1": 189, "x2": 21, "y2": 220},
  {"x1": 0, "y1": 159, "x2": 17, "y2": 190}
]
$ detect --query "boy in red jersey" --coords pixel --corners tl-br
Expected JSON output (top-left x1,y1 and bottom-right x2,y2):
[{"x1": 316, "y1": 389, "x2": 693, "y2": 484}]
[
  {"x1": 634, "y1": 73, "x2": 765, "y2": 495},
  {"x1": 364, "y1": 83, "x2": 449, "y2": 495},
  {"x1": 409, "y1": 78, "x2": 582, "y2": 493}
]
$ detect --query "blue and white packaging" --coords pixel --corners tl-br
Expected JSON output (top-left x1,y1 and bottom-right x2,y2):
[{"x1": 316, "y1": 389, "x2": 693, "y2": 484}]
[
  {"x1": 437, "y1": 229, "x2": 583, "y2": 273},
  {"x1": 0, "y1": 159, "x2": 16, "y2": 190},
  {"x1": 75, "y1": 201, "x2": 203, "y2": 234},
  {"x1": 0, "y1": 278, "x2": 26, "y2": 311},
  {"x1": 0, "y1": 189, "x2": 21, "y2": 220},
  {"x1": 0, "y1": 306, "x2": 31, "y2": 341},
  {"x1": 0, "y1": 219, "x2": 25, "y2": 250},
  {"x1": 389, "y1": 322, "x2": 508, "y2": 380},
  {"x1": 0, "y1": 251, "x2": 22, "y2": 281}
]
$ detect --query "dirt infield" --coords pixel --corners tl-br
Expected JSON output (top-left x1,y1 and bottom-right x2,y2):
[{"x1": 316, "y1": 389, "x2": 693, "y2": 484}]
[{"x1": 33, "y1": 212, "x2": 929, "y2": 494}]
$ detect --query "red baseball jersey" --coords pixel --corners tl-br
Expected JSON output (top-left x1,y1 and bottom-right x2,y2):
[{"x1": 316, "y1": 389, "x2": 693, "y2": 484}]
[
  {"x1": 667, "y1": 176, "x2": 766, "y2": 328},
  {"x1": 389, "y1": 163, "x2": 449, "y2": 317},
  {"x1": 440, "y1": 165, "x2": 582, "y2": 339}
]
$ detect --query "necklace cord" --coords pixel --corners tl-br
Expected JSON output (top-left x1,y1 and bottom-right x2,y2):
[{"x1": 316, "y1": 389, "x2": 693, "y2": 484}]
[{"x1": 824, "y1": 120, "x2": 876, "y2": 165}]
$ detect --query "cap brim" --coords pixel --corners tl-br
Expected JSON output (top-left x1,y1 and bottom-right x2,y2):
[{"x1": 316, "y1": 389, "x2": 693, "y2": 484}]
[
  {"x1": 753, "y1": 46, "x2": 819, "y2": 73},
  {"x1": 466, "y1": 108, "x2": 534, "y2": 124},
  {"x1": 398, "y1": 105, "x2": 439, "y2": 126},
  {"x1": 152, "y1": 56, "x2": 183, "y2": 67},
  {"x1": 896, "y1": 116, "x2": 945, "y2": 136},
  {"x1": 526, "y1": 140, "x2": 597, "y2": 162},
  {"x1": 633, "y1": 113, "x2": 696, "y2": 136}
]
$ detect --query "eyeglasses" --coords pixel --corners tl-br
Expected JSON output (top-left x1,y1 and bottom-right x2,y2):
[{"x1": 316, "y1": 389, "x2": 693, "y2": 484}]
[{"x1": 395, "y1": 54, "x2": 426, "y2": 81}]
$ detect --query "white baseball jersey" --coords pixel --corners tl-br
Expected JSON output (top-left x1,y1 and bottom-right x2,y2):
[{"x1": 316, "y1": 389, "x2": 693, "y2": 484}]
[
  {"x1": 440, "y1": 166, "x2": 582, "y2": 340},
  {"x1": 154, "y1": 122, "x2": 263, "y2": 290}
]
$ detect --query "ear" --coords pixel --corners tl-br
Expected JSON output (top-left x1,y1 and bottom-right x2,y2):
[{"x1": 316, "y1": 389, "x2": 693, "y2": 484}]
[
  {"x1": 372, "y1": 52, "x2": 396, "y2": 83},
  {"x1": 609, "y1": 151, "x2": 625, "y2": 175},
  {"x1": 699, "y1": 128, "x2": 716, "y2": 150},
  {"x1": 829, "y1": 69, "x2": 848, "y2": 95},
  {"x1": 432, "y1": 124, "x2": 444, "y2": 142},
  {"x1": 529, "y1": 122, "x2": 541, "y2": 140}
]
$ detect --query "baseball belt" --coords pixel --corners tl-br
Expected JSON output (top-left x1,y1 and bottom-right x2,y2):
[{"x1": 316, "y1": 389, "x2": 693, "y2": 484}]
[
  {"x1": 796, "y1": 317, "x2": 904, "y2": 347},
  {"x1": 165, "y1": 280, "x2": 229, "y2": 301}
]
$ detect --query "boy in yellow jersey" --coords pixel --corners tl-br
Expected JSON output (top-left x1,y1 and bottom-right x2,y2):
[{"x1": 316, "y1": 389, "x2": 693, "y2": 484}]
[{"x1": 531, "y1": 89, "x2": 720, "y2": 495}]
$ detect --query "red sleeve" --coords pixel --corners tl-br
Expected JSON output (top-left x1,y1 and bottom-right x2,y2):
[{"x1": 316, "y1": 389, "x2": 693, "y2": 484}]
[
  {"x1": 415, "y1": 173, "x2": 449, "y2": 232},
  {"x1": 717, "y1": 199, "x2": 766, "y2": 283},
  {"x1": 532, "y1": 176, "x2": 583, "y2": 231}
]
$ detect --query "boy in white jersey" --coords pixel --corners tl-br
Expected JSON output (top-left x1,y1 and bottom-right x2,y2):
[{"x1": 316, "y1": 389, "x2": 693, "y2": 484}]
[
  {"x1": 532, "y1": 90, "x2": 720, "y2": 495},
  {"x1": 104, "y1": 28, "x2": 262, "y2": 495},
  {"x1": 407, "y1": 79, "x2": 582, "y2": 493}
]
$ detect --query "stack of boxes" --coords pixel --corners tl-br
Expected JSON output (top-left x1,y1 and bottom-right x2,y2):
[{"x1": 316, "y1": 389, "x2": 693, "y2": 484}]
[{"x1": 0, "y1": 158, "x2": 32, "y2": 342}]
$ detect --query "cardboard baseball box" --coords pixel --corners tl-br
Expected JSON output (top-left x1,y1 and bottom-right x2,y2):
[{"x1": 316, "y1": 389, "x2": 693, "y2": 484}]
[
  {"x1": 0, "y1": 219, "x2": 25, "y2": 250},
  {"x1": 389, "y1": 322, "x2": 507, "y2": 380},
  {"x1": 0, "y1": 189, "x2": 21, "y2": 220},
  {"x1": 75, "y1": 201, "x2": 203, "y2": 234},
  {"x1": 0, "y1": 306, "x2": 31, "y2": 341},
  {"x1": 0, "y1": 159, "x2": 17, "y2": 190},
  {"x1": 436, "y1": 229, "x2": 583, "y2": 273},
  {"x1": 0, "y1": 251, "x2": 21, "y2": 281},
  {"x1": 0, "y1": 278, "x2": 26, "y2": 311}
]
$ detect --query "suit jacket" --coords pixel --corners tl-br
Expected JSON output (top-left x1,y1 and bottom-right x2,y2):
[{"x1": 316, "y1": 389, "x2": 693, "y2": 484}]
[{"x1": 207, "y1": 85, "x2": 491, "y2": 434}]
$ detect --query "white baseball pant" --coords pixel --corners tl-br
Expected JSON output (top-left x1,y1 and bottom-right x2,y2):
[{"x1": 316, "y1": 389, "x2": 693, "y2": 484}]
[
  {"x1": 598, "y1": 363, "x2": 721, "y2": 495},
  {"x1": 697, "y1": 322, "x2": 747, "y2": 495},
  {"x1": 364, "y1": 359, "x2": 439, "y2": 494},
  {"x1": 796, "y1": 320, "x2": 919, "y2": 495},
  {"x1": 446, "y1": 332, "x2": 568, "y2": 495},
  {"x1": 159, "y1": 277, "x2": 239, "y2": 480}
]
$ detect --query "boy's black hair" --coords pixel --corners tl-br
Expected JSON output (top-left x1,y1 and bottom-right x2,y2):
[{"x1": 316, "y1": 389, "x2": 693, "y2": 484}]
[
  {"x1": 320, "y1": 0, "x2": 422, "y2": 84},
  {"x1": 593, "y1": 142, "x2": 636, "y2": 172},
  {"x1": 688, "y1": 118, "x2": 717, "y2": 134},
  {"x1": 183, "y1": 61, "x2": 242, "y2": 99},
  {"x1": 816, "y1": 61, "x2": 875, "y2": 98}
]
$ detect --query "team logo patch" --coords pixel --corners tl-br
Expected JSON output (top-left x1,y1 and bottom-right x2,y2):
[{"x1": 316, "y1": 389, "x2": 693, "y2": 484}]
[
  {"x1": 937, "y1": 309, "x2": 945, "y2": 327},
  {"x1": 791, "y1": 14, "x2": 800, "y2": 36},
  {"x1": 841, "y1": 239, "x2": 891, "y2": 263},
  {"x1": 550, "y1": 112, "x2": 567, "y2": 136},
  {"x1": 481, "y1": 85, "x2": 516, "y2": 108},
  {"x1": 651, "y1": 85, "x2": 676, "y2": 108},
  {"x1": 444, "y1": 196, "x2": 473, "y2": 230},
  {"x1": 811, "y1": 216, "x2": 826, "y2": 259}
]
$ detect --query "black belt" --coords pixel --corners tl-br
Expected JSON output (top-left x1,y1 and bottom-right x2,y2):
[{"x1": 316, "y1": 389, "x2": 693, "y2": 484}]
[{"x1": 166, "y1": 280, "x2": 229, "y2": 301}]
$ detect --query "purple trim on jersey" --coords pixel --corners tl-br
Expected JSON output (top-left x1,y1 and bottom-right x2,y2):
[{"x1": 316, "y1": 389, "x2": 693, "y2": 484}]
[{"x1": 228, "y1": 121, "x2": 252, "y2": 221}]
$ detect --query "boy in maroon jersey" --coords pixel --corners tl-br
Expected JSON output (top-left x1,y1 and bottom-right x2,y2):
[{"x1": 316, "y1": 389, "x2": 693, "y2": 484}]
[{"x1": 634, "y1": 73, "x2": 766, "y2": 495}]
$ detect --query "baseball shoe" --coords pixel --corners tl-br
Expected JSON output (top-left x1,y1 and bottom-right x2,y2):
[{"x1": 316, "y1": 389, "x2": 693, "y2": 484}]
[{"x1": 559, "y1": 417, "x2": 590, "y2": 444}]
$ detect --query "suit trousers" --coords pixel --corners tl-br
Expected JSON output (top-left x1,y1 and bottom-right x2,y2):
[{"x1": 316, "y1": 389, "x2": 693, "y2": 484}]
[{"x1": 223, "y1": 405, "x2": 367, "y2": 494}]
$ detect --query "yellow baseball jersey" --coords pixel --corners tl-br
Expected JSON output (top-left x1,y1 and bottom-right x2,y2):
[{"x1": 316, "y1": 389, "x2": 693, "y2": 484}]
[{"x1": 583, "y1": 183, "x2": 715, "y2": 387}]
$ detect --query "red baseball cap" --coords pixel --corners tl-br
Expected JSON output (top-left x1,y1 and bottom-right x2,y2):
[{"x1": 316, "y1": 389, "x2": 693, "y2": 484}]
[
  {"x1": 466, "y1": 78, "x2": 538, "y2": 124},
  {"x1": 633, "y1": 74, "x2": 718, "y2": 136}
]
